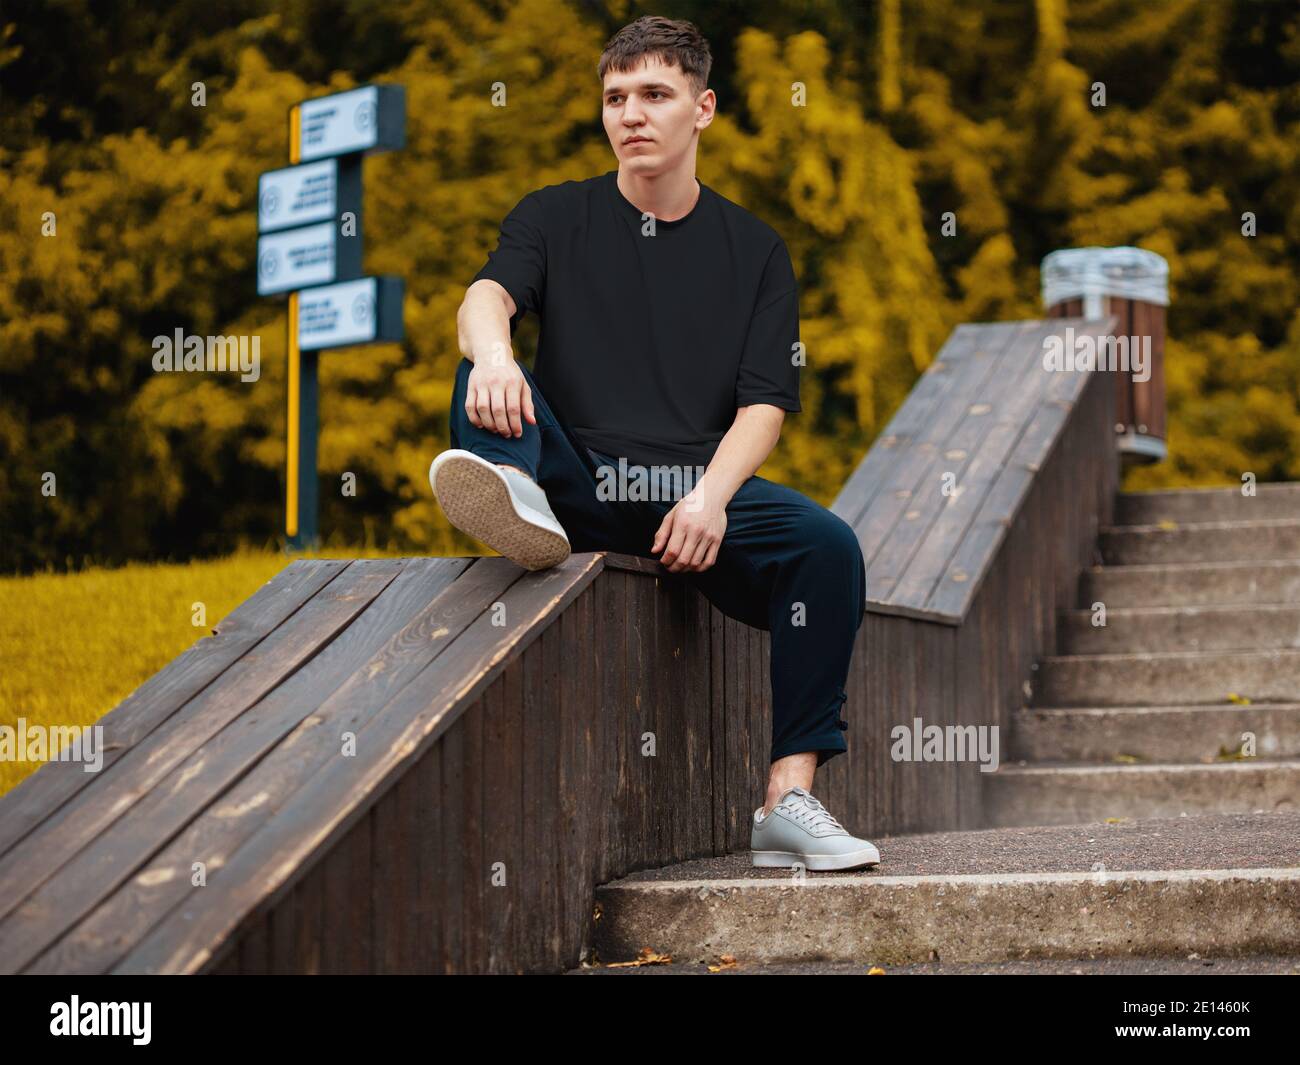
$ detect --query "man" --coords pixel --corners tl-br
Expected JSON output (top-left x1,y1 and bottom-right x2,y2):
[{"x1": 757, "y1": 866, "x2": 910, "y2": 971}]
[{"x1": 430, "y1": 15, "x2": 879, "y2": 871}]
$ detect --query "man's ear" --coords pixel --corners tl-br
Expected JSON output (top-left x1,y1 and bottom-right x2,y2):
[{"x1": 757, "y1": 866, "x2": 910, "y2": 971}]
[{"x1": 695, "y1": 88, "x2": 716, "y2": 129}]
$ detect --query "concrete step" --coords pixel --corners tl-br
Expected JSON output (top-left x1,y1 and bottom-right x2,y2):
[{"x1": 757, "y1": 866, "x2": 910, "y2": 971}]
[
  {"x1": 585, "y1": 813, "x2": 1300, "y2": 966},
  {"x1": 1058, "y1": 603, "x2": 1300, "y2": 654},
  {"x1": 983, "y1": 758, "x2": 1300, "y2": 827},
  {"x1": 569, "y1": 955, "x2": 1300, "y2": 975},
  {"x1": 1032, "y1": 647, "x2": 1300, "y2": 706},
  {"x1": 1099, "y1": 518, "x2": 1300, "y2": 565},
  {"x1": 1116, "y1": 483, "x2": 1300, "y2": 525},
  {"x1": 1080, "y1": 558, "x2": 1300, "y2": 607},
  {"x1": 1011, "y1": 703, "x2": 1300, "y2": 762}
]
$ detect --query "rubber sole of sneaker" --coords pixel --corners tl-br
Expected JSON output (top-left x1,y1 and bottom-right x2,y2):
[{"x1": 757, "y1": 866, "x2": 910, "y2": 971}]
[
  {"x1": 431, "y1": 453, "x2": 570, "y2": 571},
  {"x1": 751, "y1": 848, "x2": 881, "y2": 871}
]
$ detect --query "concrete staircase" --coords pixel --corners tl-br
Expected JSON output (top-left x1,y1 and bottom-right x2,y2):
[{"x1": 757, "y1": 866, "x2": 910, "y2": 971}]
[
  {"x1": 573, "y1": 485, "x2": 1300, "y2": 973},
  {"x1": 987, "y1": 483, "x2": 1300, "y2": 828}
]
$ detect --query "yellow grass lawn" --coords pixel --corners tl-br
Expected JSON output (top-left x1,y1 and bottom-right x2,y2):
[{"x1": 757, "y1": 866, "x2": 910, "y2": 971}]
[{"x1": 0, "y1": 549, "x2": 310, "y2": 795}]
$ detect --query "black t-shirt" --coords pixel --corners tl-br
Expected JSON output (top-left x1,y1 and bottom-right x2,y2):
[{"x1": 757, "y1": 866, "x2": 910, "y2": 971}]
[{"x1": 470, "y1": 169, "x2": 801, "y2": 471}]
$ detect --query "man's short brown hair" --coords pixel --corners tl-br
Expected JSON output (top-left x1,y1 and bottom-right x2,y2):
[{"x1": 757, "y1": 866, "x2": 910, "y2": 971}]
[{"x1": 597, "y1": 15, "x2": 712, "y2": 99}]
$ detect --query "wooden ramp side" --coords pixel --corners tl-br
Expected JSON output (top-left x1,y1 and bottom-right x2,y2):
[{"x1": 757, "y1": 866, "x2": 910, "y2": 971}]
[
  {"x1": 0, "y1": 316, "x2": 1126, "y2": 973},
  {"x1": 0, "y1": 554, "x2": 604, "y2": 973}
]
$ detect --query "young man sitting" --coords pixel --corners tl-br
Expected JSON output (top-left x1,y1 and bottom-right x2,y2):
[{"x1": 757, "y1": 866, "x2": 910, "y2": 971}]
[{"x1": 430, "y1": 15, "x2": 879, "y2": 871}]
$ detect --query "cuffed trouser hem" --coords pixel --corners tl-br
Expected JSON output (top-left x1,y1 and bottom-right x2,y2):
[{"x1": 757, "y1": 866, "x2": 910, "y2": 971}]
[
  {"x1": 770, "y1": 730, "x2": 848, "y2": 768},
  {"x1": 769, "y1": 688, "x2": 850, "y2": 768}
]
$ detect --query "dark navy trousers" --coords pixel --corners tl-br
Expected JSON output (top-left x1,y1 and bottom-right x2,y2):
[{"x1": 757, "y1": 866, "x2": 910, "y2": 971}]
[{"x1": 449, "y1": 356, "x2": 866, "y2": 768}]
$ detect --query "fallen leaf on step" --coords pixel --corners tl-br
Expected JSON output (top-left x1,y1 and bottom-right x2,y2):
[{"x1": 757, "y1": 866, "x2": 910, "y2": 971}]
[
  {"x1": 1216, "y1": 744, "x2": 1251, "y2": 761},
  {"x1": 605, "y1": 947, "x2": 673, "y2": 968},
  {"x1": 1226, "y1": 692, "x2": 1252, "y2": 705},
  {"x1": 868, "y1": 966, "x2": 887, "y2": 975},
  {"x1": 706, "y1": 953, "x2": 738, "y2": 972},
  {"x1": 1157, "y1": 520, "x2": 1178, "y2": 530}
]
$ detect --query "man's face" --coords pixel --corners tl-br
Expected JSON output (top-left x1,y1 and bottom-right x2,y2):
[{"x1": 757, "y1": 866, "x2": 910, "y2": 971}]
[{"x1": 602, "y1": 53, "x2": 714, "y2": 176}]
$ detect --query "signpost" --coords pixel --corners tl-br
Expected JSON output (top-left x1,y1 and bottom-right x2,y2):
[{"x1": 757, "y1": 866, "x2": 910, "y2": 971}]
[{"x1": 258, "y1": 84, "x2": 406, "y2": 550}]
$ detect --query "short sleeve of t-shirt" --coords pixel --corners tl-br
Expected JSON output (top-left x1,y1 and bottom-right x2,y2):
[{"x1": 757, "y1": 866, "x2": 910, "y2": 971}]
[
  {"x1": 735, "y1": 239, "x2": 801, "y2": 412},
  {"x1": 471, "y1": 191, "x2": 547, "y2": 333}
]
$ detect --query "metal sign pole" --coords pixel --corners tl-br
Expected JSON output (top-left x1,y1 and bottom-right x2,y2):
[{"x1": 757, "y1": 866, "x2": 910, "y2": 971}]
[{"x1": 284, "y1": 103, "x2": 320, "y2": 550}]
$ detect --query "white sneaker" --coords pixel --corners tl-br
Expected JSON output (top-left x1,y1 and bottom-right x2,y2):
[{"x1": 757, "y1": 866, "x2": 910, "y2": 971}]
[{"x1": 429, "y1": 449, "x2": 571, "y2": 571}]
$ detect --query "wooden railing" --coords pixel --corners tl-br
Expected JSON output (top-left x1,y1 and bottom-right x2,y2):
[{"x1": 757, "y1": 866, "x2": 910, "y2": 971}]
[{"x1": 0, "y1": 317, "x2": 1120, "y2": 974}]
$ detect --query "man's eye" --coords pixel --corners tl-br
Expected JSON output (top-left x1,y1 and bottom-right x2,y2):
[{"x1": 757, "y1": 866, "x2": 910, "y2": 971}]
[{"x1": 647, "y1": 91, "x2": 664, "y2": 100}]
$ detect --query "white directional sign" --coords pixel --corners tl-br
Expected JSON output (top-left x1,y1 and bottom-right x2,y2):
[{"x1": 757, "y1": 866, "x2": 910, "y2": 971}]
[
  {"x1": 256, "y1": 223, "x2": 336, "y2": 296},
  {"x1": 297, "y1": 277, "x2": 404, "y2": 351},
  {"x1": 258, "y1": 159, "x2": 337, "y2": 233},
  {"x1": 297, "y1": 85, "x2": 405, "y2": 162}
]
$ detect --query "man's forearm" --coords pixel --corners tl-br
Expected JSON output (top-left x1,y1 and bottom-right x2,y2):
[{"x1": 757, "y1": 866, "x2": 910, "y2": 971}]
[
  {"x1": 695, "y1": 404, "x2": 785, "y2": 504},
  {"x1": 457, "y1": 280, "x2": 516, "y2": 365}
]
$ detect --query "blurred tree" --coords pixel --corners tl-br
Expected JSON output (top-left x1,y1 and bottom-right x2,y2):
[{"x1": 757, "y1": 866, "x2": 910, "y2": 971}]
[{"x1": 2, "y1": 0, "x2": 1299, "y2": 571}]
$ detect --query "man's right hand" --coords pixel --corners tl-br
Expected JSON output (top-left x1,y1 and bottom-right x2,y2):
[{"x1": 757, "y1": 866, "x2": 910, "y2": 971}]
[{"x1": 466, "y1": 349, "x2": 536, "y2": 438}]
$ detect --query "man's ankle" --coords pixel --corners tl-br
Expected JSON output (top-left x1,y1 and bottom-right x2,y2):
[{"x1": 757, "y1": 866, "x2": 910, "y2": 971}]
[{"x1": 763, "y1": 778, "x2": 814, "y2": 816}]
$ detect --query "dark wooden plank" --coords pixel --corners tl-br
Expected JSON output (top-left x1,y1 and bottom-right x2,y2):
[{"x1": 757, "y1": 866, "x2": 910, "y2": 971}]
[
  {"x1": 627, "y1": 573, "x2": 651, "y2": 871},
  {"x1": 317, "y1": 806, "x2": 369, "y2": 972},
  {"x1": 604, "y1": 571, "x2": 629, "y2": 879},
  {"x1": 925, "y1": 321, "x2": 1117, "y2": 622},
  {"x1": 461, "y1": 688, "x2": 485, "y2": 973},
  {"x1": 370, "y1": 768, "x2": 409, "y2": 972},
  {"x1": 319, "y1": 821, "x2": 351, "y2": 972},
  {"x1": 503, "y1": 651, "x2": 526, "y2": 970},
  {"x1": 683, "y1": 584, "x2": 711, "y2": 858},
  {"x1": 831, "y1": 323, "x2": 994, "y2": 524},
  {"x1": 291, "y1": 859, "x2": 323, "y2": 975},
  {"x1": 480, "y1": 661, "x2": 515, "y2": 972},
  {"x1": 236, "y1": 912, "x2": 269, "y2": 975},
  {"x1": 867, "y1": 320, "x2": 1056, "y2": 606},
  {"x1": 414, "y1": 731, "x2": 443, "y2": 973},
  {"x1": 564, "y1": 585, "x2": 596, "y2": 961},
  {"x1": 709, "y1": 602, "x2": 726, "y2": 855},
  {"x1": 0, "y1": 559, "x2": 349, "y2": 859},
  {"x1": 557, "y1": 592, "x2": 578, "y2": 965},
  {"x1": 540, "y1": 616, "x2": 562, "y2": 967},
  {"x1": 669, "y1": 578, "x2": 687, "y2": 861},
  {"x1": 730, "y1": 615, "x2": 750, "y2": 853},
  {"x1": 602, "y1": 552, "x2": 668, "y2": 576},
  {"x1": 267, "y1": 864, "x2": 297, "y2": 973},
  {"x1": 109, "y1": 553, "x2": 605, "y2": 973},
  {"x1": 342, "y1": 807, "x2": 372, "y2": 972},
  {"x1": 440, "y1": 709, "x2": 466, "y2": 973},
  {"x1": 849, "y1": 322, "x2": 1029, "y2": 572},
  {"x1": 208, "y1": 942, "x2": 240, "y2": 975},
  {"x1": 519, "y1": 638, "x2": 543, "y2": 970},
  {"x1": 15, "y1": 558, "x2": 466, "y2": 975},
  {"x1": 0, "y1": 559, "x2": 405, "y2": 971},
  {"x1": 592, "y1": 573, "x2": 613, "y2": 883},
  {"x1": 651, "y1": 575, "x2": 671, "y2": 861},
  {"x1": 888, "y1": 418, "x2": 1037, "y2": 610}
]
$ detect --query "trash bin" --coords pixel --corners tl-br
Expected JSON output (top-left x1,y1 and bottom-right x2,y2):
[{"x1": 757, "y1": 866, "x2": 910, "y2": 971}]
[{"x1": 1041, "y1": 246, "x2": 1169, "y2": 465}]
